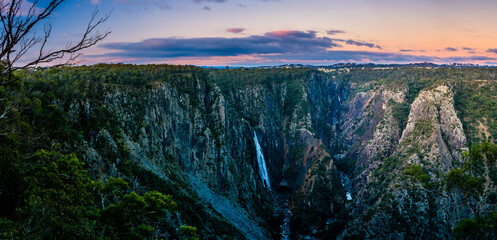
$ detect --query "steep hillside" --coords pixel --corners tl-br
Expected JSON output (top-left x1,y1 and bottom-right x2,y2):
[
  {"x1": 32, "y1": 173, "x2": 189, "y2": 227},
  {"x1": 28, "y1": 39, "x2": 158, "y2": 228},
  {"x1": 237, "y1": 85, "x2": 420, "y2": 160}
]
[
  {"x1": 332, "y1": 67, "x2": 497, "y2": 239},
  {"x1": 1, "y1": 64, "x2": 497, "y2": 239}
]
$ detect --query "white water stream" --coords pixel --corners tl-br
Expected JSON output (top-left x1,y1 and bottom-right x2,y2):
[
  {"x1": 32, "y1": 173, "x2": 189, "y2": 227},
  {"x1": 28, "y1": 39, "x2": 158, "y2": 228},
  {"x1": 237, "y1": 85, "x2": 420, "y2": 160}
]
[
  {"x1": 254, "y1": 131, "x2": 292, "y2": 239},
  {"x1": 339, "y1": 171, "x2": 352, "y2": 200},
  {"x1": 254, "y1": 131, "x2": 271, "y2": 189}
]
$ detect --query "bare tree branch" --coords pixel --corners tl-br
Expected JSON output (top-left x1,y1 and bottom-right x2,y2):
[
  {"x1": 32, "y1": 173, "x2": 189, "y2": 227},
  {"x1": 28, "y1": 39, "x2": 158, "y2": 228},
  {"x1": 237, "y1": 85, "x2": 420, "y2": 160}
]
[
  {"x1": 0, "y1": 0, "x2": 110, "y2": 136},
  {"x1": 18, "y1": 9, "x2": 111, "y2": 69},
  {"x1": 0, "y1": 100, "x2": 13, "y2": 119},
  {"x1": 0, "y1": 94, "x2": 19, "y2": 135},
  {"x1": 0, "y1": 0, "x2": 111, "y2": 85}
]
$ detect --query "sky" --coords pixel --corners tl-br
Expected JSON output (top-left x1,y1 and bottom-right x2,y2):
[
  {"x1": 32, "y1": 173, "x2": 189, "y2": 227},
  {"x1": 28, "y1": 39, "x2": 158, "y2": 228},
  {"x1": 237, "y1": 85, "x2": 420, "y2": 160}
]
[{"x1": 30, "y1": 0, "x2": 497, "y2": 66}]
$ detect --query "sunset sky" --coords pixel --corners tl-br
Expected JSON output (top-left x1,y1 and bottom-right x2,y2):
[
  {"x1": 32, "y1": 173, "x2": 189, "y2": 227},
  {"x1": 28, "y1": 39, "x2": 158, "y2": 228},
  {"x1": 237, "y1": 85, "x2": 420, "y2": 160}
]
[{"x1": 45, "y1": 0, "x2": 497, "y2": 66}]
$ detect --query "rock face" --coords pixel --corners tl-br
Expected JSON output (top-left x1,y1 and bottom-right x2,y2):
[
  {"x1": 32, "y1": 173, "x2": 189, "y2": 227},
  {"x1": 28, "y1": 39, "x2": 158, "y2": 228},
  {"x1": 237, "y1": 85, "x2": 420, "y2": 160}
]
[
  {"x1": 41, "y1": 65, "x2": 497, "y2": 239},
  {"x1": 216, "y1": 73, "x2": 347, "y2": 236},
  {"x1": 61, "y1": 68, "x2": 346, "y2": 239},
  {"x1": 397, "y1": 85, "x2": 466, "y2": 169},
  {"x1": 83, "y1": 81, "x2": 276, "y2": 237},
  {"x1": 339, "y1": 88, "x2": 405, "y2": 180},
  {"x1": 337, "y1": 84, "x2": 475, "y2": 240}
]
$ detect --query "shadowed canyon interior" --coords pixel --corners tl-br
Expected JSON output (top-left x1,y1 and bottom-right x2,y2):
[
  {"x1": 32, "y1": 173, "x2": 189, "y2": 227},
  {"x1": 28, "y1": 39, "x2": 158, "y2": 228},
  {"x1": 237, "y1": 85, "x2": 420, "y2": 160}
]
[{"x1": 2, "y1": 64, "x2": 497, "y2": 239}]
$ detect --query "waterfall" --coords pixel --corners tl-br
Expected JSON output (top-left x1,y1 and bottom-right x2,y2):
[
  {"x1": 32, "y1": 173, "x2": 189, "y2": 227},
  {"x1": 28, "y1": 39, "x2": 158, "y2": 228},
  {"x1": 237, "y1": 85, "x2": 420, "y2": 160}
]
[
  {"x1": 254, "y1": 131, "x2": 291, "y2": 239},
  {"x1": 254, "y1": 131, "x2": 271, "y2": 189}
]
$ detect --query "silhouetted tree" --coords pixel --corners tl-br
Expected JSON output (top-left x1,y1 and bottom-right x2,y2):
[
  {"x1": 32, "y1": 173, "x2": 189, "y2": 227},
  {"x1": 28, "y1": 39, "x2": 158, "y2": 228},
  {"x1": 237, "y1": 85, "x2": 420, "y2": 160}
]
[
  {"x1": 0, "y1": 0, "x2": 110, "y2": 135},
  {"x1": 0, "y1": 0, "x2": 110, "y2": 84}
]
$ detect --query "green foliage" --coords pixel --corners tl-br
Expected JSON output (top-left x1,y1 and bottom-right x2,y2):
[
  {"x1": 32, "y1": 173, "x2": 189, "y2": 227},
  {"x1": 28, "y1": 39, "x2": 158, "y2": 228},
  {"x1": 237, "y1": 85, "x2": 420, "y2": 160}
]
[
  {"x1": 446, "y1": 169, "x2": 485, "y2": 196},
  {"x1": 390, "y1": 100, "x2": 410, "y2": 130},
  {"x1": 338, "y1": 66, "x2": 497, "y2": 143},
  {"x1": 404, "y1": 165, "x2": 432, "y2": 188},
  {"x1": 0, "y1": 147, "x2": 180, "y2": 239},
  {"x1": 212, "y1": 67, "x2": 316, "y2": 92},
  {"x1": 375, "y1": 156, "x2": 401, "y2": 176},
  {"x1": 179, "y1": 225, "x2": 199, "y2": 240},
  {"x1": 101, "y1": 191, "x2": 176, "y2": 239},
  {"x1": 454, "y1": 218, "x2": 481, "y2": 239},
  {"x1": 405, "y1": 78, "x2": 437, "y2": 104},
  {"x1": 283, "y1": 80, "x2": 304, "y2": 115},
  {"x1": 95, "y1": 183, "x2": 179, "y2": 240},
  {"x1": 4, "y1": 64, "x2": 497, "y2": 239},
  {"x1": 107, "y1": 177, "x2": 130, "y2": 193},
  {"x1": 444, "y1": 143, "x2": 497, "y2": 238},
  {"x1": 0, "y1": 217, "x2": 18, "y2": 239},
  {"x1": 0, "y1": 64, "x2": 310, "y2": 239},
  {"x1": 20, "y1": 150, "x2": 96, "y2": 239},
  {"x1": 453, "y1": 212, "x2": 497, "y2": 240},
  {"x1": 446, "y1": 142, "x2": 497, "y2": 197},
  {"x1": 453, "y1": 80, "x2": 497, "y2": 144}
]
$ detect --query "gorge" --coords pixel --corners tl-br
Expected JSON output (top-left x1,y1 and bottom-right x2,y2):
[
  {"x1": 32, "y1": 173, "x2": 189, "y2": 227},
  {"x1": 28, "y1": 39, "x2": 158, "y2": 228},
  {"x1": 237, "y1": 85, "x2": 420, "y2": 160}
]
[{"x1": 1, "y1": 64, "x2": 497, "y2": 239}]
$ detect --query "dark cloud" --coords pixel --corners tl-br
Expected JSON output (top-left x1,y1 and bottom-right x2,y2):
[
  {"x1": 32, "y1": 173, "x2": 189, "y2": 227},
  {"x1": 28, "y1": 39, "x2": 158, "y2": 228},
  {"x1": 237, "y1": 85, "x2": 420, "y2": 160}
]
[
  {"x1": 462, "y1": 47, "x2": 476, "y2": 54},
  {"x1": 326, "y1": 30, "x2": 346, "y2": 35},
  {"x1": 460, "y1": 56, "x2": 496, "y2": 61},
  {"x1": 93, "y1": 50, "x2": 497, "y2": 66},
  {"x1": 256, "y1": 52, "x2": 497, "y2": 65},
  {"x1": 295, "y1": 51, "x2": 438, "y2": 62},
  {"x1": 445, "y1": 47, "x2": 458, "y2": 52},
  {"x1": 487, "y1": 48, "x2": 497, "y2": 54},
  {"x1": 99, "y1": 30, "x2": 339, "y2": 58},
  {"x1": 96, "y1": 30, "x2": 496, "y2": 65},
  {"x1": 346, "y1": 40, "x2": 381, "y2": 49},
  {"x1": 332, "y1": 38, "x2": 381, "y2": 49},
  {"x1": 202, "y1": 5, "x2": 211, "y2": 10},
  {"x1": 399, "y1": 49, "x2": 426, "y2": 53},
  {"x1": 226, "y1": 28, "x2": 245, "y2": 34}
]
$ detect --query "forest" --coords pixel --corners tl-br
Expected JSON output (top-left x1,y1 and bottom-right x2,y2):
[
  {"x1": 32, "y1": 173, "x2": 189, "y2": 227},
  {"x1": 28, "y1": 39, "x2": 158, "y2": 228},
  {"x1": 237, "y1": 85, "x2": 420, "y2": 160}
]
[{"x1": 1, "y1": 64, "x2": 497, "y2": 239}]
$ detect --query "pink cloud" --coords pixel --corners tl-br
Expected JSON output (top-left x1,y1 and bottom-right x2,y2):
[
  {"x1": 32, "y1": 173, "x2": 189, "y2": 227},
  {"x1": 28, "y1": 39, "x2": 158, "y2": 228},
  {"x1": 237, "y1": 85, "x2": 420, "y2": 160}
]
[
  {"x1": 265, "y1": 30, "x2": 316, "y2": 38},
  {"x1": 267, "y1": 30, "x2": 292, "y2": 37},
  {"x1": 226, "y1": 28, "x2": 245, "y2": 34}
]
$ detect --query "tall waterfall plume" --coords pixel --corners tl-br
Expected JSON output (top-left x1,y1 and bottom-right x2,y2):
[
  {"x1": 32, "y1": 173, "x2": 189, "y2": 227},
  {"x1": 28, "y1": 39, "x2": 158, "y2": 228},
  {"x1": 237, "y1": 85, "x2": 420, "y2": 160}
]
[{"x1": 254, "y1": 131, "x2": 271, "y2": 189}]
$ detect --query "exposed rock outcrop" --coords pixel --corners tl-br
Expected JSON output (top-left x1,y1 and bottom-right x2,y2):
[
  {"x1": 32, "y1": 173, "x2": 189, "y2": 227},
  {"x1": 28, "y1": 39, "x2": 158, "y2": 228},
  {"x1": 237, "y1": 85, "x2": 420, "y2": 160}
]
[
  {"x1": 397, "y1": 85, "x2": 466, "y2": 170},
  {"x1": 338, "y1": 85, "x2": 473, "y2": 239},
  {"x1": 37, "y1": 65, "x2": 497, "y2": 240}
]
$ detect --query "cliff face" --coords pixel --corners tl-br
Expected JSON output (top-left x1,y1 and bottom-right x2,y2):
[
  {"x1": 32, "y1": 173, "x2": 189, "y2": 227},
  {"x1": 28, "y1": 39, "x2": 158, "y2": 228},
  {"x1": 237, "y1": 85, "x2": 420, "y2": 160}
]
[
  {"x1": 396, "y1": 85, "x2": 466, "y2": 168},
  {"x1": 338, "y1": 87, "x2": 405, "y2": 180},
  {"x1": 55, "y1": 68, "x2": 346, "y2": 239},
  {"x1": 27, "y1": 65, "x2": 497, "y2": 239},
  {"x1": 79, "y1": 81, "x2": 276, "y2": 238},
  {"x1": 215, "y1": 72, "x2": 346, "y2": 237},
  {"x1": 337, "y1": 82, "x2": 494, "y2": 240}
]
